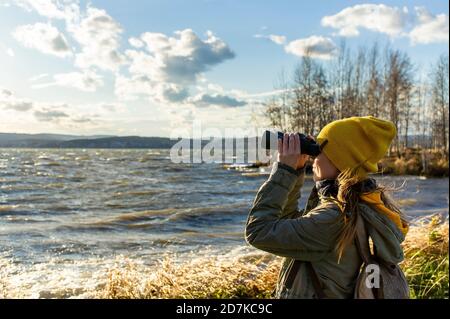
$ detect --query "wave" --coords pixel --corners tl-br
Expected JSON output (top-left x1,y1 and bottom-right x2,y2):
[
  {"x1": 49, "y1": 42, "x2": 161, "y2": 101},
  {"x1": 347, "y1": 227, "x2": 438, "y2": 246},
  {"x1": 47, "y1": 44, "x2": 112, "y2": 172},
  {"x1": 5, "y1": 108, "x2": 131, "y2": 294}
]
[
  {"x1": 34, "y1": 161, "x2": 62, "y2": 167},
  {"x1": 56, "y1": 203, "x2": 247, "y2": 232},
  {"x1": 111, "y1": 189, "x2": 168, "y2": 198}
]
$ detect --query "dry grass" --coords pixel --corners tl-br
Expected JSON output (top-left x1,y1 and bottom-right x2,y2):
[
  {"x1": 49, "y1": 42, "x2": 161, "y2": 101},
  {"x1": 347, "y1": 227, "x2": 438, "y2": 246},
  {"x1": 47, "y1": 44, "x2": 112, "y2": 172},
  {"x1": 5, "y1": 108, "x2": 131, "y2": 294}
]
[
  {"x1": 379, "y1": 148, "x2": 449, "y2": 177},
  {"x1": 97, "y1": 253, "x2": 281, "y2": 299},
  {"x1": 402, "y1": 216, "x2": 449, "y2": 299},
  {"x1": 97, "y1": 216, "x2": 448, "y2": 299},
  {"x1": 2, "y1": 218, "x2": 445, "y2": 299}
]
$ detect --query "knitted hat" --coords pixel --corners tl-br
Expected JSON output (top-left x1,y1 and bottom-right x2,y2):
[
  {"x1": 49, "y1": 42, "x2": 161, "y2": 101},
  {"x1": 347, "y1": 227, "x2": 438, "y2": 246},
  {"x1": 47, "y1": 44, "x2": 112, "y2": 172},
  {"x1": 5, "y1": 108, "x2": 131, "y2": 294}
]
[{"x1": 316, "y1": 116, "x2": 397, "y2": 180}]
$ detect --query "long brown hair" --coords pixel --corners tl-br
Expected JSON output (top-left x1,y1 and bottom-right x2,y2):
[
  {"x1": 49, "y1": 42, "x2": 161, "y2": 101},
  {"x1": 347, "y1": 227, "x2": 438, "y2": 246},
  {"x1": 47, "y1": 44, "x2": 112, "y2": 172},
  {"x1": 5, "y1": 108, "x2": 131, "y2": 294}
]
[{"x1": 322, "y1": 163, "x2": 409, "y2": 262}]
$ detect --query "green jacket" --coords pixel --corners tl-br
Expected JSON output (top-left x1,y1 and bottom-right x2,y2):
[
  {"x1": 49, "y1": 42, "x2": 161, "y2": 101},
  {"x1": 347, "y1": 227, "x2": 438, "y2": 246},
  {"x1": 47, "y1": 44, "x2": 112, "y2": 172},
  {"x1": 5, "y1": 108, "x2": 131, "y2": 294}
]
[{"x1": 245, "y1": 162, "x2": 406, "y2": 299}]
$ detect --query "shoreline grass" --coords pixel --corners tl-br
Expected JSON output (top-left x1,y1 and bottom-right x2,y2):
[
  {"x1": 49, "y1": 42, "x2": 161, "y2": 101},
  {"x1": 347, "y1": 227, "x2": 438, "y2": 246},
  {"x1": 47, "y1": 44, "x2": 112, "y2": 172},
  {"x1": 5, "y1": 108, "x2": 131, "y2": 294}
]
[
  {"x1": 97, "y1": 215, "x2": 448, "y2": 299},
  {"x1": 379, "y1": 148, "x2": 448, "y2": 177},
  {"x1": 1, "y1": 216, "x2": 447, "y2": 299}
]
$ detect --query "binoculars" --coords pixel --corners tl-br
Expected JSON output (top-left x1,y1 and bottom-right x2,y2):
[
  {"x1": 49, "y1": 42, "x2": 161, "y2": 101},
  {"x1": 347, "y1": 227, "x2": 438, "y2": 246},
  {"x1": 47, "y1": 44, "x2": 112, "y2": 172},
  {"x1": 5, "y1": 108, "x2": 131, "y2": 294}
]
[{"x1": 261, "y1": 130, "x2": 325, "y2": 157}]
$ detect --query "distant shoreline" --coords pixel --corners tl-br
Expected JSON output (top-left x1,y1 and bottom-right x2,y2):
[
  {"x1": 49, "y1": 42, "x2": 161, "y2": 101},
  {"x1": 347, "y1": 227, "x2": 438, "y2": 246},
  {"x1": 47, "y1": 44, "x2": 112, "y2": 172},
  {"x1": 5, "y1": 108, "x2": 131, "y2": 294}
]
[{"x1": 1, "y1": 132, "x2": 447, "y2": 178}]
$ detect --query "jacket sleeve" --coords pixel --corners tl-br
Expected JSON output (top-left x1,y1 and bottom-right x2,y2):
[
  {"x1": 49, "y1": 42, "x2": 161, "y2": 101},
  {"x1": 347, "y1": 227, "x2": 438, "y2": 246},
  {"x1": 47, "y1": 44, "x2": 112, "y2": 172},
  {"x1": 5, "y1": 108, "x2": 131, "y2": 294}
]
[
  {"x1": 281, "y1": 163, "x2": 306, "y2": 219},
  {"x1": 245, "y1": 162, "x2": 343, "y2": 261}
]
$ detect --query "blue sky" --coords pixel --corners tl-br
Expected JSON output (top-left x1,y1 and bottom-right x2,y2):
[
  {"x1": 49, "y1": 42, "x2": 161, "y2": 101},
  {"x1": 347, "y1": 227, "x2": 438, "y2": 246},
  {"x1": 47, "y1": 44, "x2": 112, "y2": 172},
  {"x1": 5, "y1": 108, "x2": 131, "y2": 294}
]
[{"x1": 0, "y1": 0, "x2": 448, "y2": 137}]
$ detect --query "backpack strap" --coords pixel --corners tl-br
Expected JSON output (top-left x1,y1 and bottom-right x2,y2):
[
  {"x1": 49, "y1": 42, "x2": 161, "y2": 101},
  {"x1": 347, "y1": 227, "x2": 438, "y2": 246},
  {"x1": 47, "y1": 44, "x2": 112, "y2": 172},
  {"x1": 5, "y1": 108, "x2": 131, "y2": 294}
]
[
  {"x1": 285, "y1": 260, "x2": 327, "y2": 299},
  {"x1": 355, "y1": 213, "x2": 382, "y2": 298},
  {"x1": 285, "y1": 260, "x2": 301, "y2": 290}
]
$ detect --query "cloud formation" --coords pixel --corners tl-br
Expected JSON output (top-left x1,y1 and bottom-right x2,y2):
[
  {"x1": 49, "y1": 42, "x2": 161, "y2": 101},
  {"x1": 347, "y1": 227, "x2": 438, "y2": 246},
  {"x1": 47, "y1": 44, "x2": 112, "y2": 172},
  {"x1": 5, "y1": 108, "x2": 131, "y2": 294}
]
[
  {"x1": 126, "y1": 29, "x2": 235, "y2": 85},
  {"x1": 13, "y1": 22, "x2": 72, "y2": 58},
  {"x1": 32, "y1": 71, "x2": 104, "y2": 92},
  {"x1": 321, "y1": 4, "x2": 408, "y2": 37},
  {"x1": 254, "y1": 34, "x2": 286, "y2": 45},
  {"x1": 189, "y1": 93, "x2": 247, "y2": 108},
  {"x1": 11, "y1": 0, "x2": 79, "y2": 20},
  {"x1": 117, "y1": 29, "x2": 238, "y2": 107},
  {"x1": 34, "y1": 108, "x2": 69, "y2": 122},
  {"x1": 410, "y1": 7, "x2": 449, "y2": 44},
  {"x1": 0, "y1": 88, "x2": 33, "y2": 112},
  {"x1": 68, "y1": 7, "x2": 125, "y2": 71},
  {"x1": 321, "y1": 4, "x2": 448, "y2": 45},
  {"x1": 254, "y1": 32, "x2": 337, "y2": 60},
  {"x1": 285, "y1": 36, "x2": 338, "y2": 60}
]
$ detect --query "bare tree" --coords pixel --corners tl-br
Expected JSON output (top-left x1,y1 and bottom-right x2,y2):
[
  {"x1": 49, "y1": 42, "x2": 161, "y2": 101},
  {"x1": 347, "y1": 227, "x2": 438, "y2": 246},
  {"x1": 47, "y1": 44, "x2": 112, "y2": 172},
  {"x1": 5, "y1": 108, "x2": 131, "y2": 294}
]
[
  {"x1": 366, "y1": 43, "x2": 382, "y2": 117},
  {"x1": 383, "y1": 47, "x2": 413, "y2": 156},
  {"x1": 312, "y1": 64, "x2": 333, "y2": 134},
  {"x1": 430, "y1": 54, "x2": 449, "y2": 158},
  {"x1": 259, "y1": 41, "x2": 447, "y2": 163},
  {"x1": 290, "y1": 53, "x2": 316, "y2": 134},
  {"x1": 263, "y1": 68, "x2": 292, "y2": 131}
]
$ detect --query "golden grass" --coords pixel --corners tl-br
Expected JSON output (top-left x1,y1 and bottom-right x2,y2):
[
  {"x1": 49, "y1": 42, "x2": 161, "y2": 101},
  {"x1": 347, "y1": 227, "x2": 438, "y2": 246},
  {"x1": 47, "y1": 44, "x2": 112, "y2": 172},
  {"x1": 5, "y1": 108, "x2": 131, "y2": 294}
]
[
  {"x1": 97, "y1": 253, "x2": 281, "y2": 299},
  {"x1": 402, "y1": 216, "x2": 449, "y2": 299},
  {"x1": 379, "y1": 148, "x2": 449, "y2": 177},
  {"x1": 97, "y1": 216, "x2": 448, "y2": 299},
  {"x1": 1, "y1": 217, "x2": 446, "y2": 299}
]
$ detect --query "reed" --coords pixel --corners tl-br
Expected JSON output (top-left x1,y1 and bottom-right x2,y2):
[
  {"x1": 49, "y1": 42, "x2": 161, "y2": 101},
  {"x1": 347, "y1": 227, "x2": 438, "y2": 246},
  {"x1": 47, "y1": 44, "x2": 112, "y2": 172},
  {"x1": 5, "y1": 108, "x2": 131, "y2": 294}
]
[{"x1": 98, "y1": 216, "x2": 448, "y2": 299}]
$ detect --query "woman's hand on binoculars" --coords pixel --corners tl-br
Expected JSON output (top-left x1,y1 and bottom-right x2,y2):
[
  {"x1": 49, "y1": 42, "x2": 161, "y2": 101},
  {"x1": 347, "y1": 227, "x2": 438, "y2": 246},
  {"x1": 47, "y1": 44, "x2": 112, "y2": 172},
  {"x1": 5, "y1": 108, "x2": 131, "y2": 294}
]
[{"x1": 277, "y1": 133, "x2": 311, "y2": 170}]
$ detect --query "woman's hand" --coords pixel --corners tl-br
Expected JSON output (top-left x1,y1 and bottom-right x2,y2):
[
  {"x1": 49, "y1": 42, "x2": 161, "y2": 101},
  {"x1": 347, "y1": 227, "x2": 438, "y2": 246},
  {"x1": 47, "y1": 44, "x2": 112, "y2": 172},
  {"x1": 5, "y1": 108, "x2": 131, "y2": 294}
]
[{"x1": 277, "y1": 133, "x2": 314, "y2": 170}]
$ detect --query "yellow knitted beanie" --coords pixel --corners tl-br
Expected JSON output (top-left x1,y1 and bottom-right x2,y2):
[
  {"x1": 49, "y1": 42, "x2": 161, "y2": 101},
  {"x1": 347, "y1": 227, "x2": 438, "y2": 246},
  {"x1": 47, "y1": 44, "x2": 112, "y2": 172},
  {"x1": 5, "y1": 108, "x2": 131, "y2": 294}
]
[{"x1": 316, "y1": 116, "x2": 397, "y2": 180}]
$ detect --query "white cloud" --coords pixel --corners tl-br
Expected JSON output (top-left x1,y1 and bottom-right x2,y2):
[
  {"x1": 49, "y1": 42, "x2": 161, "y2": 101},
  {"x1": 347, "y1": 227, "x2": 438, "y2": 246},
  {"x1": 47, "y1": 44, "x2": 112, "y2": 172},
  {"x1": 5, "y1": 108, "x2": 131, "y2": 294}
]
[
  {"x1": 114, "y1": 74, "x2": 190, "y2": 104},
  {"x1": 0, "y1": 87, "x2": 118, "y2": 131},
  {"x1": 126, "y1": 29, "x2": 235, "y2": 85},
  {"x1": 68, "y1": 6, "x2": 124, "y2": 71},
  {"x1": 410, "y1": 7, "x2": 449, "y2": 44},
  {"x1": 114, "y1": 74, "x2": 153, "y2": 101},
  {"x1": 129, "y1": 37, "x2": 144, "y2": 48},
  {"x1": 99, "y1": 103, "x2": 124, "y2": 112},
  {"x1": 13, "y1": 22, "x2": 72, "y2": 58},
  {"x1": 29, "y1": 73, "x2": 50, "y2": 82},
  {"x1": 10, "y1": 0, "x2": 79, "y2": 20},
  {"x1": 254, "y1": 33, "x2": 338, "y2": 60},
  {"x1": 117, "y1": 29, "x2": 236, "y2": 106},
  {"x1": 34, "y1": 108, "x2": 69, "y2": 122},
  {"x1": 8, "y1": 2, "x2": 124, "y2": 71},
  {"x1": 285, "y1": 36, "x2": 338, "y2": 60},
  {"x1": 32, "y1": 70, "x2": 104, "y2": 92},
  {"x1": 254, "y1": 34, "x2": 286, "y2": 45},
  {"x1": 0, "y1": 87, "x2": 33, "y2": 112},
  {"x1": 6, "y1": 48, "x2": 14, "y2": 57},
  {"x1": 321, "y1": 4, "x2": 408, "y2": 37}
]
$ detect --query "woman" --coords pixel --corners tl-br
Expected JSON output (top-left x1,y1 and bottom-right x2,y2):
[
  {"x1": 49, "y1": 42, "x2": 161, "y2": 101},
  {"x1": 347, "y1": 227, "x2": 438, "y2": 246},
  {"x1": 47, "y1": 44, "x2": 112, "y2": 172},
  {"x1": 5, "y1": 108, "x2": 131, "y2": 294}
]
[{"x1": 245, "y1": 116, "x2": 409, "y2": 299}]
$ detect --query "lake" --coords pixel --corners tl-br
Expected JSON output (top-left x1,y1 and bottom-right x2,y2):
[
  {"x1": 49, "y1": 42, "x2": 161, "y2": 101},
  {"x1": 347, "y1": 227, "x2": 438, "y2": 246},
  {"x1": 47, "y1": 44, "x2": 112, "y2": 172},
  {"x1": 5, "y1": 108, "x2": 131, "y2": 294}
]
[{"x1": 0, "y1": 148, "x2": 448, "y2": 298}]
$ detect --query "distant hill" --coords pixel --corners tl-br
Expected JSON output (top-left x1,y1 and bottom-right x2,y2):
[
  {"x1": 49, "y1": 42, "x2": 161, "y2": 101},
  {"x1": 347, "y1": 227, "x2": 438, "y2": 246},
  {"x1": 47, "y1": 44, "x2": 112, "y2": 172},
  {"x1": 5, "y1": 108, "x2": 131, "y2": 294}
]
[
  {"x1": 0, "y1": 132, "x2": 433, "y2": 149},
  {"x1": 0, "y1": 133, "x2": 175, "y2": 148},
  {"x1": 59, "y1": 136, "x2": 176, "y2": 149},
  {"x1": 0, "y1": 133, "x2": 112, "y2": 142}
]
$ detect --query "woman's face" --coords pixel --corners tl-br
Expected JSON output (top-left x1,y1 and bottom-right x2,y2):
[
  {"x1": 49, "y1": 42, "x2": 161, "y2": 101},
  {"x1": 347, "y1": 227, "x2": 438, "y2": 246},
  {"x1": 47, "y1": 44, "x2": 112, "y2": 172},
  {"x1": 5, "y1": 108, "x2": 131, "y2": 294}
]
[{"x1": 312, "y1": 153, "x2": 340, "y2": 182}]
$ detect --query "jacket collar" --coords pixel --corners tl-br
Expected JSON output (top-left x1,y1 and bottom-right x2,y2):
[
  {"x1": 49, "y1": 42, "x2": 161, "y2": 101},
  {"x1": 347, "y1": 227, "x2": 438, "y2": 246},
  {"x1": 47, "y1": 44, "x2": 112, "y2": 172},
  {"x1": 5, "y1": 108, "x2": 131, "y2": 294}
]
[{"x1": 314, "y1": 177, "x2": 378, "y2": 198}]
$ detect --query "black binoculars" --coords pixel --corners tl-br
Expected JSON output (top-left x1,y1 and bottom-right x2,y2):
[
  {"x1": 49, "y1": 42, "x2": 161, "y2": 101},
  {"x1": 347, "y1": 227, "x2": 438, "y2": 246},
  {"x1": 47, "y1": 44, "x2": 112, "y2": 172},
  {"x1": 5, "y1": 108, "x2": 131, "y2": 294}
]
[{"x1": 261, "y1": 130, "x2": 325, "y2": 157}]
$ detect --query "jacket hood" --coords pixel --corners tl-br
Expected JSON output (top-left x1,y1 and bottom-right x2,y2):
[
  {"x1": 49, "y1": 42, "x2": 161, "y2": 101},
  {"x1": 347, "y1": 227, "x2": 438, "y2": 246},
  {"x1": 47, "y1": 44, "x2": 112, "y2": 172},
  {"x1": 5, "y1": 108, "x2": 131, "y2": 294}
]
[
  {"x1": 359, "y1": 190, "x2": 408, "y2": 264},
  {"x1": 316, "y1": 177, "x2": 408, "y2": 264}
]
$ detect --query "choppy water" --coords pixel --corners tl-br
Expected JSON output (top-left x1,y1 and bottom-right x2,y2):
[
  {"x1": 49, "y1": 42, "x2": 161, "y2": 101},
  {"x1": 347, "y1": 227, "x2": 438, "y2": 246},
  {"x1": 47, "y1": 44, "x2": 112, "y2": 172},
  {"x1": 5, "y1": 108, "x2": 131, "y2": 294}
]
[{"x1": 0, "y1": 148, "x2": 448, "y2": 298}]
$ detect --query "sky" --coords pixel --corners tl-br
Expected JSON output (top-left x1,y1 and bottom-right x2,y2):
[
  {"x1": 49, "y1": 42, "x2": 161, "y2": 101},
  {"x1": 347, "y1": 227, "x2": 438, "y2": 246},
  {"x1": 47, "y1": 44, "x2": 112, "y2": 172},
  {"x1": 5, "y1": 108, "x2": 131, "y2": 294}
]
[{"x1": 0, "y1": 0, "x2": 448, "y2": 137}]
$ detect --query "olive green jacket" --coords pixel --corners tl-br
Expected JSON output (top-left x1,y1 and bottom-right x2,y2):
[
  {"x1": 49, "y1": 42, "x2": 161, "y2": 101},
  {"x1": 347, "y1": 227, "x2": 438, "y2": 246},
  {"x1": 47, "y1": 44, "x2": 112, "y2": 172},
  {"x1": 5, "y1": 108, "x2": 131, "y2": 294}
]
[{"x1": 245, "y1": 162, "x2": 406, "y2": 299}]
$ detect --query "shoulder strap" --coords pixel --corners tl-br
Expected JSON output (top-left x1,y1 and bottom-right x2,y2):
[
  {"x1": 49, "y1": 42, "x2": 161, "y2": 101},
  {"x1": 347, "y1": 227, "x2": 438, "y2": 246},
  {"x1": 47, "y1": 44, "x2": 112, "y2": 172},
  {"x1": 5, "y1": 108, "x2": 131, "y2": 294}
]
[
  {"x1": 284, "y1": 260, "x2": 300, "y2": 290},
  {"x1": 285, "y1": 260, "x2": 327, "y2": 299}
]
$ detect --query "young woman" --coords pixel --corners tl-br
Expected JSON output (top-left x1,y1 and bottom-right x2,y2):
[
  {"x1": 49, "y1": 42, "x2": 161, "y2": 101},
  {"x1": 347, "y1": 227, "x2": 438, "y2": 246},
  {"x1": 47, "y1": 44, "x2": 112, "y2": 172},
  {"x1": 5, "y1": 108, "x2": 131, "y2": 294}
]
[{"x1": 245, "y1": 116, "x2": 409, "y2": 299}]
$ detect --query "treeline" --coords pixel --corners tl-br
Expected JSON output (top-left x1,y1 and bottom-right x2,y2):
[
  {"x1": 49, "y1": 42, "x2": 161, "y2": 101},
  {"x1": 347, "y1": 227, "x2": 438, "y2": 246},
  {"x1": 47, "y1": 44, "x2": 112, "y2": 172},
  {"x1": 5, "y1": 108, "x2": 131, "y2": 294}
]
[{"x1": 261, "y1": 41, "x2": 449, "y2": 159}]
